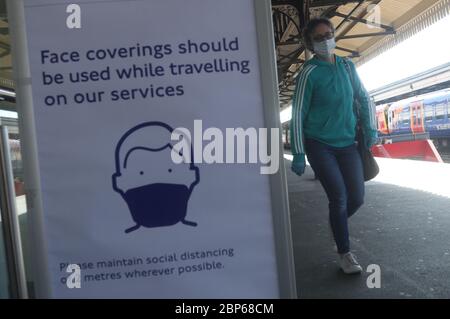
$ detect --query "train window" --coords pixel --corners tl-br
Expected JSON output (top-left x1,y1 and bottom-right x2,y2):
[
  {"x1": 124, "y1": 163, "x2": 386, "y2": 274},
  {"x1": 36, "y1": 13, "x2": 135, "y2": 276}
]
[
  {"x1": 435, "y1": 103, "x2": 446, "y2": 120},
  {"x1": 416, "y1": 107, "x2": 422, "y2": 119},
  {"x1": 425, "y1": 106, "x2": 433, "y2": 121},
  {"x1": 401, "y1": 107, "x2": 410, "y2": 124}
]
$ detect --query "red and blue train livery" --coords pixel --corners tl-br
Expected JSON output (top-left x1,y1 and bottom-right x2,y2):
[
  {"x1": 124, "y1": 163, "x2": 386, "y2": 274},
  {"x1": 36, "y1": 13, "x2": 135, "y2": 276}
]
[{"x1": 376, "y1": 90, "x2": 450, "y2": 149}]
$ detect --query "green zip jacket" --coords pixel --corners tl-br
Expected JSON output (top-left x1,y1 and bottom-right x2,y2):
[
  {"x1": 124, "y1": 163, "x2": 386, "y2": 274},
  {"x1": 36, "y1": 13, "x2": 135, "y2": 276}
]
[{"x1": 290, "y1": 55, "x2": 377, "y2": 157}]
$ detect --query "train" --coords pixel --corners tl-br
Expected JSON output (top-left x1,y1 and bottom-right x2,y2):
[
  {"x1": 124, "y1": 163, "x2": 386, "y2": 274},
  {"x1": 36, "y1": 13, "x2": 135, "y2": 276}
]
[
  {"x1": 376, "y1": 89, "x2": 450, "y2": 150},
  {"x1": 283, "y1": 89, "x2": 450, "y2": 153}
]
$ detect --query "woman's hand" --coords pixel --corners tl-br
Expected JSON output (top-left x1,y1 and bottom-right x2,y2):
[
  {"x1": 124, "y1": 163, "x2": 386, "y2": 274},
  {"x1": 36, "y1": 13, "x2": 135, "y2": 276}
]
[
  {"x1": 364, "y1": 132, "x2": 378, "y2": 149},
  {"x1": 291, "y1": 154, "x2": 306, "y2": 176}
]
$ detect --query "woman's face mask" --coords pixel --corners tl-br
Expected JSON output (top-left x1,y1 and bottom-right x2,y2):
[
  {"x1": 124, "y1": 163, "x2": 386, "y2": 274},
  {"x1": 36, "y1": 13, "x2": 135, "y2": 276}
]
[
  {"x1": 311, "y1": 28, "x2": 336, "y2": 57},
  {"x1": 313, "y1": 37, "x2": 336, "y2": 57}
]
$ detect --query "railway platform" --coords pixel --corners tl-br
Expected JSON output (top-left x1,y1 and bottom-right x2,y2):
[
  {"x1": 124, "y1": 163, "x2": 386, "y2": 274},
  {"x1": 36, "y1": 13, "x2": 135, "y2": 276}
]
[{"x1": 285, "y1": 155, "x2": 450, "y2": 298}]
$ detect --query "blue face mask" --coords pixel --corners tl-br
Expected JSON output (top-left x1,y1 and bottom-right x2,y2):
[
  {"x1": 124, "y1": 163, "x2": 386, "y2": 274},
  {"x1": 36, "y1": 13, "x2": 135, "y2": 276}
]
[
  {"x1": 313, "y1": 37, "x2": 336, "y2": 57},
  {"x1": 123, "y1": 183, "x2": 192, "y2": 231}
]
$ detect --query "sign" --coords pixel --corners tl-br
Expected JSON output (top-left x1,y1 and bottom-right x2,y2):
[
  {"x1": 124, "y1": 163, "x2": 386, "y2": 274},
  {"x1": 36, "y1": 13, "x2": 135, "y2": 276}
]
[{"x1": 8, "y1": 0, "x2": 296, "y2": 298}]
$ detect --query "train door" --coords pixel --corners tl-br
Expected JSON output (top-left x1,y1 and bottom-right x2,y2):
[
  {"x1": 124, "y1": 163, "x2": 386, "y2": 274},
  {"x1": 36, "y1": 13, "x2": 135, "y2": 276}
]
[
  {"x1": 383, "y1": 104, "x2": 391, "y2": 135},
  {"x1": 411, "y1": 100, "x2": 425, "y2": 133},
  {"x1": 376, "y1": 105, "x2": 389, "y2": 135},
  {"x1": 388, "y1": 105, "x2": 397, "y2": 133}
]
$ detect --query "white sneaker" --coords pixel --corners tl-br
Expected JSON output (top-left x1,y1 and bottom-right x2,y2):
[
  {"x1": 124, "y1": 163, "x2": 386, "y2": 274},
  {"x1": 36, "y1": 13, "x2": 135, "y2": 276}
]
[{"x1": 339, "y1": 252, "x2": 363, "y2": 274}]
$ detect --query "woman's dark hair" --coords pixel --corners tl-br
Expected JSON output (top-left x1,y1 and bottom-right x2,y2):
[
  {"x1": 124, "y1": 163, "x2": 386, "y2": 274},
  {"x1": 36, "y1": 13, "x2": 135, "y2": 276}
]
[{"x1": 302, "y1": 17, "x2": 335, "y2": 51}]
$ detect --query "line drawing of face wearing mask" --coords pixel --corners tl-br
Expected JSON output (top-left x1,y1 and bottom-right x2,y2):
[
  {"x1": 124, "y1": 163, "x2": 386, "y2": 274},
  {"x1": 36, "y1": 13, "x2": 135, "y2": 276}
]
[{"x1": 112, "y1": 122, "x2": 200, "y2": 233}]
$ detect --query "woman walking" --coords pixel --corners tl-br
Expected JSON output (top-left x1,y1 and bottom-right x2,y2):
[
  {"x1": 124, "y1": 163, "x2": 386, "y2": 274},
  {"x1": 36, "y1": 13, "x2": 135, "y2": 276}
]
[{"x1": 290, "y1": 18, "x2": 378, "y2": 274}]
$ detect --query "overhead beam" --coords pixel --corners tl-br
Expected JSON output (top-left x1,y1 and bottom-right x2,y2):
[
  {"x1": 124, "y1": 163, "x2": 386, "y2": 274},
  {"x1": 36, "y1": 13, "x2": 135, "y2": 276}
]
[
  {"x1": 335, "y1": 45, "x2": 359, "y2": 56},
  {"x1": 338, "y1": 30, "x2": 396, "y2": 40},
  {"x1": 272, "y1": 0, "x2": 361, "y2": 17},
  {"x1": 334, "y1": 0, "x2": 364, "y2": 31},
  {"x1": 307, "y1": 0, "x2": 359, "y2": 8}
]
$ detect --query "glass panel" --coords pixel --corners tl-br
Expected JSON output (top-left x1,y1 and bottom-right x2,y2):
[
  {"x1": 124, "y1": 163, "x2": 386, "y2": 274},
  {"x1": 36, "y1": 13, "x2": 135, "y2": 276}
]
[
  {"x1": 0, "y1": 217, "x2": 11, "y2": 299},
  {"x1": 401, "y1": 107, "x2": 410, "y2": 124},
  {"x1": 0, "y1": 0, "x2": 31, "y2": 297}
]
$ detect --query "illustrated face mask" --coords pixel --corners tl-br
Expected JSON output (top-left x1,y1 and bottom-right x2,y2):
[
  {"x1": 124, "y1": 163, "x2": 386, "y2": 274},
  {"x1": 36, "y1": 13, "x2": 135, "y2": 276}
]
[
  {"x1": 313, "y1": 37, "x2": 336, "y2": 57},
  {"x1": 122, "y1": 183, "x2": 191, "y2": 229}
]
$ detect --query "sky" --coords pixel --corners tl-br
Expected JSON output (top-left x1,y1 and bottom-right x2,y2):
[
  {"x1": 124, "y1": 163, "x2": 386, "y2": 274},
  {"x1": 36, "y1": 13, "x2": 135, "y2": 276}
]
[
  {"x1": 358, "y1": 13, "x2": 450, "y2": 91},
  {"x1": 280, "y1": 13, "x2": 450, "y2": 123}
]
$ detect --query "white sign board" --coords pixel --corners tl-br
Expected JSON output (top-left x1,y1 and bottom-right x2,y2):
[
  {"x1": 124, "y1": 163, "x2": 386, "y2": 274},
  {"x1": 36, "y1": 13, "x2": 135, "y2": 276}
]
[{"x1": 8, "y1": 0, "x2": 295, "y2": 298}]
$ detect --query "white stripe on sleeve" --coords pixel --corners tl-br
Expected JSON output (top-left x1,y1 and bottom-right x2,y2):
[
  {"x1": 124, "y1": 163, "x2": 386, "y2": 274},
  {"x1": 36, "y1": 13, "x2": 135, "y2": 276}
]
[{"x1": 293, "y1": 65, "x2": 316, "y2": 153}]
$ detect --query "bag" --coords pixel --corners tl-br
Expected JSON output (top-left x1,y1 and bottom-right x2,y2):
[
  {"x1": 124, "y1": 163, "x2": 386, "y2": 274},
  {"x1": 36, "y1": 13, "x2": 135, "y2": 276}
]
[
  {"x1": 342, "y1": 58, "x2": 379, "y2": 181},
  {"x1": 355, "y1": 123, "x2": 379, "y2": 181}
]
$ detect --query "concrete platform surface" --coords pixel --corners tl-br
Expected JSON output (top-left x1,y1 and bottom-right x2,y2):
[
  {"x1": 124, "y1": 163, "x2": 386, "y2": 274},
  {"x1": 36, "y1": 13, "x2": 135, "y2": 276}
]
[{"x1": 285, "y1": 156, "x2": 450, "y2": 299}]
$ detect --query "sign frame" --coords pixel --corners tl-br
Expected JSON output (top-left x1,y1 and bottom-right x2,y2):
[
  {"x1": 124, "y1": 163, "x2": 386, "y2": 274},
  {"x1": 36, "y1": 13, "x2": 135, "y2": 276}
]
[{"x1": 6, "y1": 0, "x2": 297, "y2": 299}]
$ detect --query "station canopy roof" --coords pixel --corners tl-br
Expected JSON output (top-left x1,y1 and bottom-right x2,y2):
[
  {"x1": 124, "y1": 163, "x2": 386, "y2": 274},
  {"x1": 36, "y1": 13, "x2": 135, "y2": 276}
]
[{"x1": 273, "y1": 0, "x2": 450, "y2": 108}]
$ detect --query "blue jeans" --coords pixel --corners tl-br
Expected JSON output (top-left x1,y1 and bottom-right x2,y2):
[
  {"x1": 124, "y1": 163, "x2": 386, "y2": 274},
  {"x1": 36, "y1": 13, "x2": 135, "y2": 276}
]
[{"x1": 305, "y1": 138, "x2": 364, "y2": 254}]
